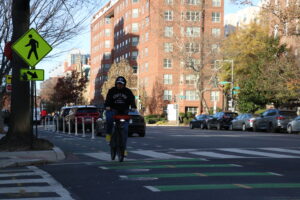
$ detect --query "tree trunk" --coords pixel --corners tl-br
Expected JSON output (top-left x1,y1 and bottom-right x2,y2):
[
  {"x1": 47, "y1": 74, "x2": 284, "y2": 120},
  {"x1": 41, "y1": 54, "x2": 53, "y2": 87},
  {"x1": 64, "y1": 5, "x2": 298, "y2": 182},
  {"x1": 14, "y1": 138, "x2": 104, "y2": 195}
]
[{"x1": 0, "y1": 0, "x2": 32, "y2": 148}]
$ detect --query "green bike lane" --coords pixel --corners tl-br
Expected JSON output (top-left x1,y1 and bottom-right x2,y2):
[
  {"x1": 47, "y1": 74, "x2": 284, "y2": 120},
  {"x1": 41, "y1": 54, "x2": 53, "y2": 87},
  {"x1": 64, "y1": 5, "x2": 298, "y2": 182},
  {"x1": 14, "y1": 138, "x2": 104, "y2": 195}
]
[{"x1": 97, "y1": 158, "x2": 300, "y2": 199}]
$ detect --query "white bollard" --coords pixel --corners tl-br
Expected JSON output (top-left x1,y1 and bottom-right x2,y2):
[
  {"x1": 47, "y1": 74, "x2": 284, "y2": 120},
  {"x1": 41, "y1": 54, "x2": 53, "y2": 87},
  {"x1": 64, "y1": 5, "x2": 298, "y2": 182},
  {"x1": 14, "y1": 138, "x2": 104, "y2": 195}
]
[
  {"x1": 63, "y1": 117, "x2": 66, "y2": 133},
  {"x1": 91, "y1": 117, "x2": 95, "y2": 139},
  {"x1": 82, "y1": 117, "x2": 85, "y2": 137},
  {"x1": 56, "y1": 117, "x2": 59, "y2": 132},
  {"x1": 68, "y1": 118, "x2": 71, "y2": 135},
  {"x1": 75, "y1": 117, "x2": 78, "y2": 136}
]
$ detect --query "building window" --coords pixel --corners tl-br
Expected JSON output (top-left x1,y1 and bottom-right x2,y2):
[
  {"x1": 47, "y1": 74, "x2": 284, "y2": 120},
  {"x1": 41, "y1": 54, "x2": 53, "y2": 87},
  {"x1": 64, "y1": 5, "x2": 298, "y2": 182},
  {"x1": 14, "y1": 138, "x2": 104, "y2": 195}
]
[
  {"x1": 212, "y1": 12, "x2": 221, "y2": 23},
  {"x1": 165, "y1": 0, "x2": 173, "y2": 4},
  {"x1": 132, "y1": 23, "x2": 139, "y2": 32},
  {"x1": 186, "y1": 27, "x2": 201, "y2": 37},
  {"x1": 211, "y1": 44, "x2": 220, "y2": 52},
  {"x1": 210, "y1": 91, "x2": 220, "y2": 101},
  {"x1": 132, "y1": 8, "x2": 139, "y2": 18},
  {"x1": 164, "y1": 74, "x2": 173, "y2": 84},
  {"x1": 145, "y1": 32, "x2": 149, "y2": 41},
  {"x1": 164, "y1": 26, "x2": 173, "y2": 37},
  {"x1": 186, "y1": 11, "x2": 200, "y2": 21},
  {"x1": 185, "y1": 74, "x2": 196, "y2": 85},
  {"x1": 132, "y1": 66, "x2": 138, "y2": 73},
  {"x1": 144, "y1": 48, "x2": 148, "y2": 56},
  {"x1": 132, "y1": 0, "x2": 139, "y2": 3},
  {"x1": 132, "y1": 51, "x2": 138, "y2": 60},
  {"x1": 164, "y1": 90, "x2": 172, "y2": 100},
  {"x1": 212, "y1": 0, "x2": 221, "y2": 7},
  {"x1": 164, "y1": 43, "x2": 173, "y2": 52},
  {"x1": 145, "y1": 62, "x2": 149, "y2": 71},
  {"x1": 186, "y1": 90, "x2": 199, "y2": 101},
  {"x1": 185, "y1": 43, "x2": 200, "y2": 53},
  {"x1": 284, "y1": 22, "x2": 289, "y2": 35},
  {"x1": 164, "y1": 59, "x2": 172, "y2": 68},
  {"x1": 132, "y1": 37, "x2": 139, "y2": 46},
  {"x1": 104, "y1": 40, "x2": 110, "y2": 48},
  {"x1": 184, "y1": 0, "x2": 201, "y2": 5},
  {"x1": 104, "y1": 52, "x2": 111, "y2": 60},
  {"x1": 186, "y1": 59, "x2": 200, "y2": 69},
  {"x1": 274, "y1": 24, "x2": 279, "y2": 38},
  {"x1": 212, "y1": 28, "x2": 221, "y2": 37},
  {"x1": 105, "y1": 29, "x2": 110, "y2": 36},
  {"x1": 186, "y1": 107, "x2": 197, "y2": 115},
  {"x1": 164, "y1": 10, "x2": 173, "y2": 21}
]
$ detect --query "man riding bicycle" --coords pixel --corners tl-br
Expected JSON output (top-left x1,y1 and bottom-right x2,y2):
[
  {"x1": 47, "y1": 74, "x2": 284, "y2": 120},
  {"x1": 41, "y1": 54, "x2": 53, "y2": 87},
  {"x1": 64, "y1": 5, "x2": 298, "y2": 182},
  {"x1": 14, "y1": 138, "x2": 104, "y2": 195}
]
[{"x1": 104, "y1": 76, "x2": 137, "y2": 156}]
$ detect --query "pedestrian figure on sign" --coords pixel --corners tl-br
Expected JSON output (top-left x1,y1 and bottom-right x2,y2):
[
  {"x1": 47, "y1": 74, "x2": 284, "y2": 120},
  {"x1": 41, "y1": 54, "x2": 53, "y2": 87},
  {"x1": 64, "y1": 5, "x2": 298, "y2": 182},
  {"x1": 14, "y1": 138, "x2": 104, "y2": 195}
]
[{"x1": 25, "y1": 34, "x2": 39, "y2": 60}]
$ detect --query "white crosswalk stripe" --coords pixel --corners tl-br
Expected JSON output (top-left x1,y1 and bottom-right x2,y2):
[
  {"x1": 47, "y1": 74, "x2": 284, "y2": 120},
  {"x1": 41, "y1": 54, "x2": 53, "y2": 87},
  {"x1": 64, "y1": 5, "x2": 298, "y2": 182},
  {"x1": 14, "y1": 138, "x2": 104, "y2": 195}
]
[
  {"x1": 82, "y1": 148, "x2": 300, "y2": 161},
  {"x1": 219, "y1": 148, "x2": 299, "y2": 158},
  {"x1": 0, "y1": 166, "x2": 74, "y2": 200}
]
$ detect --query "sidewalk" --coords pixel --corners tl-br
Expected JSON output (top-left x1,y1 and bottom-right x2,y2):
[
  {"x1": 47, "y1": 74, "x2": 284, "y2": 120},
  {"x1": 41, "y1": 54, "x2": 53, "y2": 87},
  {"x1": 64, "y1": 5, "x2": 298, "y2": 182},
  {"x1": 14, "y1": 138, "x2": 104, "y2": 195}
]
[{"x1": 0, "y1": 134, "x2": 65, "y2": 168}]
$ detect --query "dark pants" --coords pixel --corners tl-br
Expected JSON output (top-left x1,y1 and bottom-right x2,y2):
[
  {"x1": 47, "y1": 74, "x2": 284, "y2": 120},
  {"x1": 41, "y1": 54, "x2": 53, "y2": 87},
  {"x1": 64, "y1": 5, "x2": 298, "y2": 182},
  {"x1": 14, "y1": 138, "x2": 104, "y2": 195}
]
[{"x1": 106, "y1": 110, "x2": 129, "y2": 149}]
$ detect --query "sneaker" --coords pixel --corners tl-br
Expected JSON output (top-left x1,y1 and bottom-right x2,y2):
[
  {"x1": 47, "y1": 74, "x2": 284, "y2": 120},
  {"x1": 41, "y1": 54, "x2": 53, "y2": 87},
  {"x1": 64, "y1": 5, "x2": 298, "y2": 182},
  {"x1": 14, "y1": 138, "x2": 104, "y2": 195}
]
[
  {"x1": 124, "y1": 150, "x2": 128, "y2": 157},
  {"x1": 105, "y1": 134, "x2": 111, "y2": 142}
]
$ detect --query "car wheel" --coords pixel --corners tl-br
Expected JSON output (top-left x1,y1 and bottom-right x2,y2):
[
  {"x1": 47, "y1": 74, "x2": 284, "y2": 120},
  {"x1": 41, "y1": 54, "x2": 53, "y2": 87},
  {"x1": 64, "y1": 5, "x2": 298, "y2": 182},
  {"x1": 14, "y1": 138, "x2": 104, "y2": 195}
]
[
  {"x1": 229, "y1": 124, "x2": 233, "y2": 131},
  {"x1": 287, "y1": 125, "x2": 293, "y2": 134},
  {"x1": 268, "y1": 123, "x2": 276, "y2": 133},
  {"x1": 242, "y1": 124, "x2": 246, "y2": 131},
  {"x1": 217, "y1": 123, "x2": 221, "y2": 130},
  {"x1": 207, "y1": 124, "x2": 211, "y2": 130},
  {"x1": 139, "y1": 131, "x2": 145, "y2": 137},
  {"x1": 200, "y1": 123, "x2": 205, "y2": 129},
  {"x1": 189, "y1": 123, "x2": 194, "y2": 129}
]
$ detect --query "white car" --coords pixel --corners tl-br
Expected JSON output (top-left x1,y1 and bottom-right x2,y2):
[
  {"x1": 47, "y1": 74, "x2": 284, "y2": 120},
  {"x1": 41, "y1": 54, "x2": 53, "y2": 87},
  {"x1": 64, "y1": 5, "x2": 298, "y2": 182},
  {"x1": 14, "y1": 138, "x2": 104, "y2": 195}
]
[{"x1": 287, "y1": 116, "x2": 300, "y2": 134}]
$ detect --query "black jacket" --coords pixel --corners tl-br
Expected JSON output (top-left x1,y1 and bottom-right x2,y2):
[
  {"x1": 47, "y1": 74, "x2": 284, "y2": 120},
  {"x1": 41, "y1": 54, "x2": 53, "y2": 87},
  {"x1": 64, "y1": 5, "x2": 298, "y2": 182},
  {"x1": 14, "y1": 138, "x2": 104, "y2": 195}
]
[{"x1": 104, "y1": 87, "x2": 137, "y2": 113}]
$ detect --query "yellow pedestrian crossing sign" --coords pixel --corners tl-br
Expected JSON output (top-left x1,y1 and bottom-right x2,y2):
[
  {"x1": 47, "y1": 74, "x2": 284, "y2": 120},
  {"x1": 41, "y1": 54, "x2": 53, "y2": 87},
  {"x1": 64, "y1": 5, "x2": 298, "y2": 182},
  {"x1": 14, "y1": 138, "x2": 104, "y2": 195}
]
[
  {"x1": 12, "y1": 28, "x2": 52, "y2": 67},
  {"x1": 5, "y1": 75, "x2": 12, "y2": 84},
  {"x1": 20, "y1": 69, "x2": 44, "y2": 81}
]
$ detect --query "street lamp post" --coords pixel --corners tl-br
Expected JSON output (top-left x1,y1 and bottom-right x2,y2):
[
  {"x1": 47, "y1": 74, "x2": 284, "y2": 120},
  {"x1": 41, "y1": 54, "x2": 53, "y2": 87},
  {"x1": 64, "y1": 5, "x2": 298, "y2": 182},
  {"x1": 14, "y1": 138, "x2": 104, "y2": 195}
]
[{"x1": 214, "y1": 59, "x2": 234, "y2": 111}]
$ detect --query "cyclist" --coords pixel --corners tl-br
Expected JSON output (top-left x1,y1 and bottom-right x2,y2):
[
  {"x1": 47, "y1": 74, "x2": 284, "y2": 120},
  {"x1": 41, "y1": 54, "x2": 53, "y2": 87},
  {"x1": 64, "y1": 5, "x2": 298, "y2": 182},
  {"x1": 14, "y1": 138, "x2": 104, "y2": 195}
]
[{"x1": 104, "y1": 76, "x2": 137, "y2": 155}]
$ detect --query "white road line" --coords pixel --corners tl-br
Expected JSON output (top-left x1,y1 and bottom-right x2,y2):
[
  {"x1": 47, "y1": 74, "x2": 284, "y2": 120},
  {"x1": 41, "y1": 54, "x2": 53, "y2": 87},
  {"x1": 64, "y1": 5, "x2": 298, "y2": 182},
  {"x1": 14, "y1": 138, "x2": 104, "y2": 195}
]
[
  {"x1": 174, "y1": 149, "x2": 197, "y2": 152},
  {"x1": 0, "y1": 172, "x2": 37, "y2": 178},
  {"x1": 260, "y1": 148, "x2": 300, "y2": 155},
  {"x1": 190, "y1": 151, "x2": 245, "y2": 159},
  {"x1": 27, "y1": 166, "x2": 74, "y2": 200},
  {"x1": 219, "y1": 148, "x2": 299, "y2": 158},
  {"x1": 0, "y1": 186, "x2": 60, "y2": 193},
  {"x1": 0, "y1": 169, "x2": 32, "y2": 173},
  {"x1": 0, "y1": 179, "x2": 46, "y2": 184},
  {"x1": 131, "y1": 150, "x2": 189, "y2": 159},
  {"x1": 144, "y1": 186, "x2": 160, "y2": 192},
  {"x1": 84, "y1": 152, "x2": 135, "y2": 161}
]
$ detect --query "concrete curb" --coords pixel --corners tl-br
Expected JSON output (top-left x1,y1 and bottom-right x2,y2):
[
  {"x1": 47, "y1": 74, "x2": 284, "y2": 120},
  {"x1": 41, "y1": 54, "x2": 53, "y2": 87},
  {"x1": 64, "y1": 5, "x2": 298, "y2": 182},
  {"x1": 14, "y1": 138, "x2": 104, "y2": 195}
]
[{"x1": 0, "y1": 146, "x2": 65, "y2": 168}]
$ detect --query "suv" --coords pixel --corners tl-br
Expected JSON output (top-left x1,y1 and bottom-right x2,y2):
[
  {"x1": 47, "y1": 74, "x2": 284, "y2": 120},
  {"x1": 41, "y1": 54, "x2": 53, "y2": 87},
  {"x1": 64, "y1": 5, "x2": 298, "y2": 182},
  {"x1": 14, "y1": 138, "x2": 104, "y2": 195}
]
[
  {"x1": 207, "y1": 112, "x2": 238, "y2": 130},
  {"x1": 253, "y1": 109, "x2": 297, "y2": 132},
  {"x1": 65, "y1": 105, "x2": 100, "y2": 132}
]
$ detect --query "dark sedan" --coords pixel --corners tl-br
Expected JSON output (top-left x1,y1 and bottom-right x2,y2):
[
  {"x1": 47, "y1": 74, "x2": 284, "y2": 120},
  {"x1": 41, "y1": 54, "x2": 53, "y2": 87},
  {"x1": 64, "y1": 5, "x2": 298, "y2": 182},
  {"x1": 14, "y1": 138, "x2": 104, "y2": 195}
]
[
  {"x1": 189, "y1": 114, "x2": 212, "y2": 129},
  {"x1": 96, "y1": 110, "x2": 146, "y2": 137},
  {"x1": 207, "y1": 111, "x2": 238, "y2": 130}
]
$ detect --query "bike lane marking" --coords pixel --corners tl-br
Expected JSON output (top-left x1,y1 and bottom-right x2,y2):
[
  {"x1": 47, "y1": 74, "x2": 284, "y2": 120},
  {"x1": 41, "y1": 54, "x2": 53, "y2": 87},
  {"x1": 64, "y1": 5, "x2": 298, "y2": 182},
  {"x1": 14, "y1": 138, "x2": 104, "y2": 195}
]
[
  {"x1": 144, "y1": 183, "x2": 300, "y2": 192},
  {"x1": 219, "y1": 148, "x2": 299, "y2": 158},
  {"x1": 120, "y1": 172, "x2": 282, "y2": 180},
  {"x1": 131, "y1": 150, "x2": 190, "y2": 159},
  {"x1": 99, "y1": 164, "x2": 241, "y2": 170}
]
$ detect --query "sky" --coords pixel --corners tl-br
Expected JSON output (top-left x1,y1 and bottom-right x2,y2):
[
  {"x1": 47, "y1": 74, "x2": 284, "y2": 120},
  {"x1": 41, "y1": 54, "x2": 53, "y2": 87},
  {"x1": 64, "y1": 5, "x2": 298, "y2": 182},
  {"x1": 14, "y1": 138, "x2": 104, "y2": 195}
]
[{"x1": 37, "y1": 0, "x2": 253, "y2": 89}]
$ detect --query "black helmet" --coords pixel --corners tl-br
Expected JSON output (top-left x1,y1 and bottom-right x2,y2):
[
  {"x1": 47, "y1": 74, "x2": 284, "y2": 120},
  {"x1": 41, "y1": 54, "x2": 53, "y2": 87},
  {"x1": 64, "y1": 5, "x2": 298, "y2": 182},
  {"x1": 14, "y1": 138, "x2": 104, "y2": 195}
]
[{"x1": 115, "y1": 76, "x2": 126, "y2": 86}]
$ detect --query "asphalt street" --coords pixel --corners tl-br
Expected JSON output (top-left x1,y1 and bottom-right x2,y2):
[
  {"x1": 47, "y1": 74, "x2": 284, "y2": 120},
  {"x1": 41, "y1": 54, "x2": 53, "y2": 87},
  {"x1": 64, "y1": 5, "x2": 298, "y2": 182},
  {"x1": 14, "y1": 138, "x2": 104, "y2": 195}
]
[{"x1": 2, "y1": 126, "x2": 300, "y2": 200}]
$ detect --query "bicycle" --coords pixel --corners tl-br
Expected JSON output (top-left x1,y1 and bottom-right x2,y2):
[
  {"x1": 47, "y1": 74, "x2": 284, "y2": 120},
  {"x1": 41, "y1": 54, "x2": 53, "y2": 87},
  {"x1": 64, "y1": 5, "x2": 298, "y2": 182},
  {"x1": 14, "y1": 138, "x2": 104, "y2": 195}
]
[{"x1": 110, "y1": 114, "x2": 130, "y2": 162}]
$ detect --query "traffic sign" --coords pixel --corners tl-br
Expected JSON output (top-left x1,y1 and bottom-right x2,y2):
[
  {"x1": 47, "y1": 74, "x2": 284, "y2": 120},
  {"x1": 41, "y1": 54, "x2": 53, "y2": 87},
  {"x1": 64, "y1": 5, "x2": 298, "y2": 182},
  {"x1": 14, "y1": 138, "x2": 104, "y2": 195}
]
[
  {"x1": 219, "y1": 81, "x2": 231, "y2": 85},
  {"x1": 20, "y1": 69, "x2": 44, "y2": 81},
  {"x1": 12, "y1": 28, "x2": 52, "y2": 67},
  {"x1": 5, "y1": 75, "x2": 12, "y2": 84}
]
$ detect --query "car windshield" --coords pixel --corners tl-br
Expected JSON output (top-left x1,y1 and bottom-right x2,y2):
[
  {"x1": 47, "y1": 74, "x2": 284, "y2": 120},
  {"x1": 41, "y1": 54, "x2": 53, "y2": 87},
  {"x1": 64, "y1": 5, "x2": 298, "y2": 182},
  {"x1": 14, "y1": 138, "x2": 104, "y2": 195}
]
[
  {"x1": 279, "y1": 111, "x2": 297, "y2": 117},
  {"x1": 77, "y1": 108, "x2": 98, "y2": 113},
  {"x1": 224, "y1": 113, "x2": 238, "y2": 118},
  {"x1": 62, "y1": 108, "x2": 71, "y2": 116}
]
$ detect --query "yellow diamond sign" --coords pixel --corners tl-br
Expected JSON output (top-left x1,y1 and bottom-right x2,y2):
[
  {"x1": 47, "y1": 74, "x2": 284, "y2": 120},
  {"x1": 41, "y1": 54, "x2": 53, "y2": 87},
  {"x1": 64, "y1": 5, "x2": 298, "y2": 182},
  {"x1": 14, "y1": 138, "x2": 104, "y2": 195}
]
[{"x1": 12, "y1": 28, "x2": 52, "y2": 67}]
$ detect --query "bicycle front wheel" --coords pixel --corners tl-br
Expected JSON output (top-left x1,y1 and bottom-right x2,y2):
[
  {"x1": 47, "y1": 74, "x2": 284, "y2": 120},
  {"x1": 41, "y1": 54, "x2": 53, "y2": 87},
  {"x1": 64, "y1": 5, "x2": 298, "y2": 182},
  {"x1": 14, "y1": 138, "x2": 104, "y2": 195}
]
[
  {"x1": 111, "y1": 146, "x2": 116, "y2": 160},
  {"x1": 117, "y1": 147, "x2": 125, "y2": 162}
]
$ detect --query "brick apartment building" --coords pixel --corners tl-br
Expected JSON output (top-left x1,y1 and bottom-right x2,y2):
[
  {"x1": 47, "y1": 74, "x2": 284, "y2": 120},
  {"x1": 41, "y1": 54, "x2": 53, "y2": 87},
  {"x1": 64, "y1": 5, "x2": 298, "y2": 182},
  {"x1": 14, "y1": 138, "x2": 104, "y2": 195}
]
[{"x1": 90, "y1": 0, "x2": 224, "y2": 115}]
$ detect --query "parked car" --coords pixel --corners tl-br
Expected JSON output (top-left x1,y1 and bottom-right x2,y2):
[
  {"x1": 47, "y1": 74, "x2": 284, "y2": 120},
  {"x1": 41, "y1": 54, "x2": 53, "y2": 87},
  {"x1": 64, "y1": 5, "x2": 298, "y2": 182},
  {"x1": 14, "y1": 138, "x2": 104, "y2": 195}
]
[
  {"x1": 56, "y1": 106, "x2": 73, "y2": 131},
  {"x1": 207, "y1": 112, "x2": 238, "y2": 130},
  {"x1": 189, "y1": 114, "x2": 212, "y2": 129},
  {"x1": 230, "y1": 113, "x2": 257, "y2": 131},
  {"x1": 65, "y1": 105, "x2": 100, "y2": 132},
  {"x1": 287, "y1": 116, "x2": 300, "y2": 134},
  {"x1": 96, "y1": 110, "x2": 146, "y2": 137},
  {"x1": 253, "y1": 109, "x2": 297, "y2": 132}
]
